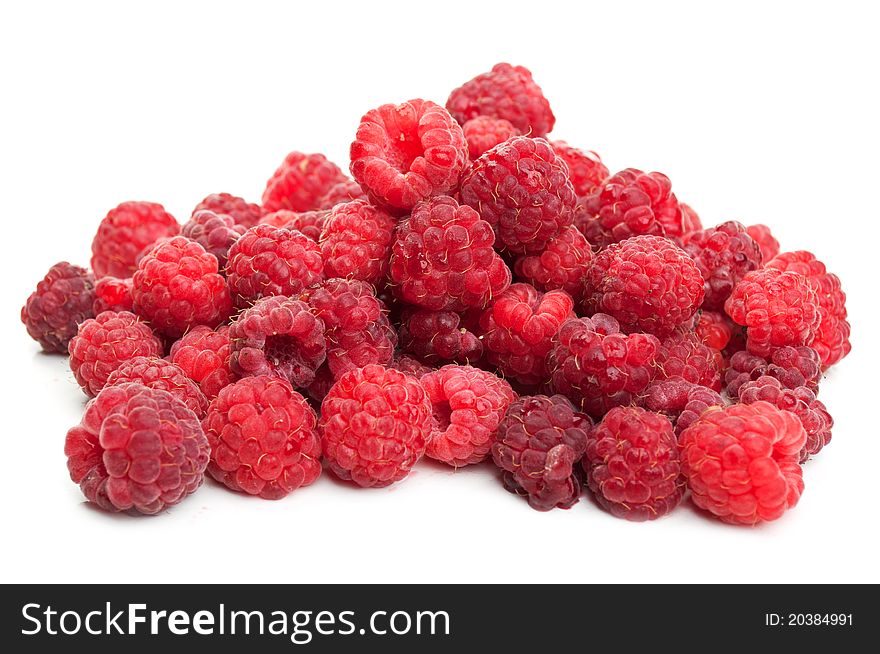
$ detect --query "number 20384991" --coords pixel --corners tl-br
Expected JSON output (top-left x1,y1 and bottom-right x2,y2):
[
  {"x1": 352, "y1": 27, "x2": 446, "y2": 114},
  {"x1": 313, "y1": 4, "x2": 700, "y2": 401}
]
[{"x1": 765, "y1": 614, "x2": 853, "y2": 627}]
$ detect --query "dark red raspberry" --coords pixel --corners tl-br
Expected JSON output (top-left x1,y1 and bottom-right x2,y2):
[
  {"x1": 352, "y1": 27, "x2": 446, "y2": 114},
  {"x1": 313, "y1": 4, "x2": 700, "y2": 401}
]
[
  {"x1": 640, "y1": 378, "x2": 725, "y2": 434},
  {"x1": 91, "y1": 201, "x2": 180, "y2": 278},
  {"x1": 655, "y1": 331, "x2": 722, "y2": 391},
  {"x1": 680, "y1": 401, "x2": 806, "y2": 525},
  {"x1": 106, "y1": 355, "x2": 208, "y2": 417},
  {"x1": 460, "y1": 136, "x2": 577, "y2": 254},
  {"x1": 319, "y1": 364, "x2": 433, "y2": 487},
  {"x1": 462, "y1": 116, "x2": 519, "y2": 159},
  {"x1": 226, "y1": 224, "x2": 324, "y2": 308},
  {"x1": 350, "y1": 99, "x2": 468, "y2": 213},
  {"x1": 203, "y1": 376, "x2": 322, "y2": 499},
  {"x1": 584, "y1": 235, "x2": 705, "y2": 337},
  {"x1": 132, "y1": 236, "x2": 232, "y2": 338},
  {"x1": 168, "y1": 325, "x2": 237, "y2": 399},
  {"x1": 683, "y1": 221, "x2": 763, "y2": 310},
  {"x1": 93, "y1": 276, "x2": 133, "y2": 314},
  {"x1": 583, "y1": 406, "x2": 684, "y2": 521},
  {"x1": 746, "y1": 223, "x2": 780, "y2": 262},
  {"x1": 547, "y1": 314, "x2": 660, "y2": 418},
  {"x1": 550, "y1": 141, "x2": 609, "y2": 197},
  {"x1": 492, "y1": 394, "x2": 592, "y2": 511},
  {"x1": 513, "y1": 226, "x2": 593, "y2": 301},
  {"x1": 478, "y1": 284, "x2": 574, "y2": 385},
  {"x1": 181, "y1": 210, "x2": 246, "y2": 269},
  {"x1": 317, "y1": 178, "x2": 368, "y2": 210},
  {"x1": 695, "y1": 310, "x2": 733, "y2": 351},
  {"x1": 259, "y1": 209, "x2": 328, "y2": 242},
  {"x1": 193, "y1": 193, "x2": 264, "y2": 228},
  {"x1": 69, "y1": 311, "x2": 164, "y2": 397},
  {"x1": 446, "y1": 63, "x2": 555, "y2": 137},
  {"x1": 398, "y1": 308, "x2": 482, "y2": 365},
  {"x1": 304, "y1": 364, "x2": 336, "y2": 403},
  {"x1": 389, "y1": 195, "x2": 511, "y2": 311},
  {"x1": 389, "y1": 353, "x2": 434, "y2": 379},
  {"x1": 229, "y1": 296, "x2": 326, "y2": 389},
  {"x1": 262, "y1": 152, "x2": 348, "y2": 213},
  {"x1": 421, "y1": 365, "x2": 516, "y2": 466},
  {"x1": 64, "y1": 382, "x2": 209, "y2": 514},
  {"x1": 724, "y1": 346, "x2": 821, "y2": 398},
  {"x1": 22, "y1": 262, "x2": 95, "y2": 353},
  {"x1": 319, "y1": 200, "x2": 395, "y2": 284},
  {"x1": 680, "y1": 203, "x2": 703, "y2": 235}
]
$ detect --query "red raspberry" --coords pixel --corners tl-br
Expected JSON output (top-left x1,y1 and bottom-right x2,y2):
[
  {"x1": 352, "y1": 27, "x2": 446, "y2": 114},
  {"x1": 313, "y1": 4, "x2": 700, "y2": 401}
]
[
  {"x1": 583, "y1": 406, "x2": 684, "y2": 521},
  {"x1": 21, "y1": 262, "x2": 95, "y2": 353},
  {"x1": 304, "y1": 364, "x2": 336, "y2": 403},
  {"x1": 459, "y1": 136, "x2": 577, "y2": 254},
  {"x1": 655, "y1": 331, "x2": 722, "y2": 391},
  {"x1": 319, "y1": 200, "x2": 395, "y2": 284},
  {"x1": 93, "y1": 276, "x2": 133, "y2": 314},
  {"x1": 229, "y1": 296, "x2": 326, "y2": 389},
  {"x1": 421, "y1": 364, "x2": 516, "y2": 466},
  {"x1": 69, "y1": 311, "x2": 164, "y2": 397},
  {"x1": 398, "y1": 308, "x2": 482, "y2": 365},
  {"x1": 462, "y1": 116, "x2": 519, "y2": 159},
  {"x1": 319, "y1": 364, "x2": 432, "y2": 487},
  {"x1": 513, "y1": 226, "x2": 593, "y2": 301},
  {"x1": 203, "y1": 376, "x2": 322, "y2": 499},
  {"x1": 683, "y1": 221, "x2": 763, "y2": 310},
  {"x1": 226, "y1": 224, "x2": 324, "y2": 308},
  {"x1": 105, "y1": 355, "x2": 208, "y2": 418},
  {"x1": 91, "y1": 201, "x2": 180, "y2": 278},
  {"x1": 584, "y1": 235, "x2": 705, "y2": 337},
  {"x1": 180, "y1": 210, "x2": 246, "y2": 269},
  {"x1": 680, "y1": 401, "x2": 806, "y2": 525},
  {"x1": 262, "y1": 152, "x2": 348, "y2": 213},
  {"x1": 259, "y1": 209, "x2": 328, "y2": 242},
  {"x1": 350, "y1": 99, "x2": 468, "y2": 213},
  {"x1": 746, "y1": 223, "x2": 780, "y2": 262},
  {"x1": 492, "y1": 394, "x2": 592, "y2": 511},
  {"x1": 550, "y1": 141, "x2": 609, "y2": 197},
  {"x1": 548, "y1": 314, "x2": 660, "y2": 418},
  {"x1": 193, "y1": 193, "x2": 265, "y2": 228},
  {"x1": 478, "y1": 284, "x2": 574, "y2": 385},
  {"x1": 389, "y1": 353, "x2": 434, "y2": 379},
  {"x1": 695, "y1": 310, "x2": 733, "y2": 351},
  {"x1": 446, "y1": 63, "x2": 555, "y2": 137},
  {"x1": 640, "y1": 378, "x2": 725, "y2": 434},
  {"x1": 724, "y1": 346, "x2": 821, "y2": 398},
  {"x1": 680, "y1": 203, "x2": 703, "y2": 235},
  {"x1": 389, "y1": 195, "x2": 511, "y2": 311},
  {"x1": 64, "y1": 382, "x2": 209, "y2": 514},
  {"x1": 724, "y1": 268, "x2": 820, "y2": 357},
  {"x1": 317, "y1": 178, "x2": 368, "y2": 210},
  {"x1": 132, "y1": 236, "x2": 232, "y2": 338},
  {"x1": 168, "y1": 325, "x2": 237, "y2": 399}
]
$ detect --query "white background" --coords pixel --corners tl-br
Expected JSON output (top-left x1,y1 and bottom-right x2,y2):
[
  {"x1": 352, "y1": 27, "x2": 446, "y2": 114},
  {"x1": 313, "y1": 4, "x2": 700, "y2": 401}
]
[{"x1": 2, "y1": 0, "x2": 878, "y2": 584}]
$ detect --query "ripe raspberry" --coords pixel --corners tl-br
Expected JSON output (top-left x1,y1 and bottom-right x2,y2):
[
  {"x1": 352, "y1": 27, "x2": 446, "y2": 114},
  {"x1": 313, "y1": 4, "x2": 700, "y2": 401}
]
[
  {"x1": 478, "y1": 284, "x2": 574, "y2": 385},
  {"x1": 680, "y1": 401, "x2": 806, "y2": 525},
  {"x1": 680, "y1": 203, "x2": 703, "y2": 235},
  {"x1": 168, "y1": 325, "x2": 237, "y2": 399},
  {"x1": 746, "y1": 223, "x2": 780, "y2": 262},
  {"x1": 550, "y1": 141, "x2": 609, "y2": 197},
  {"x1": 64, "y1": 382, "x2": 209, "y2": 514},
  {"x1": 319, "y1": 200, "x2": 395, "y2": 284},
  {"x1": 349, "y1": 99, "x2": 468, "y2": 213},
  {"x1": 259, "y1": 209, "x2": 328, "y2": 242},
  {"x1": 93, "y1": 276, "x2": 133, "y2": 314},
  {"x1": 91, "y1": 201, "x2": 180, "y2": 278},
  {"x1": 389, "y1": 353, "x2": 434, "y2": 379},
  {"x1": 640, "y1": 378, "x2": 725, "y2": 434},
  {"x1": 226, "y1": 224, "x2": 324, "y2": 308},
  {"x1": 319, "y1": 364, "x2": 432, "y2": 487},
  {"x1": 398, "y1": 308, "x2": 482, "y2": 365},
  {"x1": 513, "y1": 226, "x2": 593, "y2": 301},
  {"x1": 181, "y1": 210, "x2": 246, "y2": 269},
  {"x1": 683, "y1": 221, "x2": 763, "y2": 310},
  {"x1": 695, "y1": 310, "x2": 733, "y2": 351},
  {"x1": 446, "y1": 63, "x2": 555, "y2": 137},
  {"x1": 203, "y1": 376, "x2": 322, "y2": 499},
  {"x1": 262, "y1": 152, "x2": 348, "y2": 213},
  {"x1": 547, "y1": 314, "x2": 660, "y2": 418},
  {"x1": 69, "y1": 311, "x2": 164, "y2": 397},
  {"x1": 655, "y1": 331, "x2": 722, "y2": 391},
  {"x1": 229, "y1": 296, "x2": 326, "y2": 389},
  {"x1": 583, "y1": 406, "x2": 684, "y2": 521},
  {"x1": 459, "y1": 136, "x2": 577, "y2": 254},
  {"x1": 492, "y1": 394, "x2": 592, "y2": 511},
  {"x1": 304, "y1": 364, "x2": 336, "y2": 403},
  {"x1": 22, "y1": 262, "x2": 95, "y2": 353},
  {"x1": 421, "y1": 365, "x2": 516, "y2": 466},
  {"x1": 132, "y1": 236, "x2": 232, "y2": 338},
  {"x1": 462, "y1": 116, "x2": 518, "y2": 159},
  {"x1": 724, "y1": 268, "x2": 820, "y2": 357},
  {"x1": 724, "y1": 346, "x2": 821, "y2": 398},
  {"x1": 105, "y1": 356, "x2": 208, "y2": 418},
  {"x1": 389, "y1": 195, "x2": 511, "y2": 311},
  {"x1": 317, "y1": 178, "x2": 368, "y2": 210},
  {"x1": 584, "y1": 235, "x2": 705, "y2": 337},
  {"x1": 193, "y1": 193, "x2": 265, "y2": 228}
]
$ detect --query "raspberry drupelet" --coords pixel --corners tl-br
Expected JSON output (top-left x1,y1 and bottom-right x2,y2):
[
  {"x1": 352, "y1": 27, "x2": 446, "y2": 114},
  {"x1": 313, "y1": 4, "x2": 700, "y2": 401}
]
[
  {"x1": 105, "y1": 356, "x2": 208, "y2": 418},
  {"x1": 319, "y1": 200, "x2": 396, "y2": 285},
  {"x1": 91, "y1": 201, "x2": 180, "y2": 278},
  {"x1": 694, "y1": 310, "x2": 734, "y2": 351},
  {"x1": 181, "y1": 210, "x2": 247, "y2": 269},
  {"x1": 398, "y1": 308, "x2": 483, "y2": 365},
  {"x1": 550, "y1": 142, "x2": 609, "y2": 198},
  {"x1": 21, "y1": 262, "x2": 95, "y2": 353},
  {"x1": 462, "y1": 116, "x2": 519, "y2": 159},
  {"x1": 723, "y1": 346, "x2": 822, "y2": 399},
  {"x1": 168, "y1": 325, "x2": 237, "y2": 399},
  {"x1": 513, "y1": 226, "x2": 593, "y2": 302},
  {"x1": 640, "y1": 378, "x2": 725, "y2": 435},
  {"x1": 680, "y1": 203, "x2": 703, "y2": 235},
  {"x1": 193, "y1": 193, "x2": 265, "y2": 228},
  {"x1": 92, "y1": 276, "x2": 133, "y2": 314},
  {"x1": 262, "y1": 152, "x2": 348, "y2": 213}
]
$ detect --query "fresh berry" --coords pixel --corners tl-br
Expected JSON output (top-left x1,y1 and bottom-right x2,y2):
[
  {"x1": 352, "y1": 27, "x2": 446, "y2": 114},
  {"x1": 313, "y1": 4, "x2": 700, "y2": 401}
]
[
  {"x1": 513, "y1": 225, "x2": 593, "y2": 301},
  {"x1": 695, "y1": 310, "x2": 733, "y2": 351},
  {"x1": 193, "y1": 193, "x2": 264, "y2": 228},
  {"x1": 683, "y1": 221, "x2": 763, "y2": 310},
  {"x1": 317, "y1": 179, "x2": 368, "y2": 210},
  {"x1": 550, "y1": 141, "x2": 609, "y2": 197},
  {"x1": 181, "y1": 210, "x2": 246, "y2": 269},
  {"x1": 724, "y1": 346, "x2": 822, "y2": 398},
  {"x1": 462, "y1": 116, "x2": 518, "y2": 159},
  {"x1": 105, "y1": 356, "x2": 208, "y2": 418},
  {"x1": 22, "y1": 262, "x2": 95, "y2": 353},
  {"x1": 262, "y1": 152, "x2": 348, "y2": 213},
  {"x1": 746, "y1": 223, "x2": 780, "y2": 262},
  {"x1": 168, "y1": 325, "x2": 237, "y2": 399},
  {"x1": 260, "y1": 209, "x2": 329, "y2": 241},
  {"x1": 93, "y1": 276, "x2": 133, "y2": 314},
  {"x1": 655, "y1": 331, "x2": 722, "y2": 391},
  {"x1": 398, "y1": 308, "x2": 482, "y2": 365},
  {"x1": 91, "y1": 201, "x2": 179, "y2": 278},
  {"x1": 640, "y1": 378, "x2": 725, "y2": 434},
  {"x1": 681, "y1": 203, "x2": 703, "y2": 235},
  {"x1": 319, "y1": 200, "x2": 395, "y2": 284},
  {"x1": 389, "y1": 353, "x2": 434, "y2": 379}
]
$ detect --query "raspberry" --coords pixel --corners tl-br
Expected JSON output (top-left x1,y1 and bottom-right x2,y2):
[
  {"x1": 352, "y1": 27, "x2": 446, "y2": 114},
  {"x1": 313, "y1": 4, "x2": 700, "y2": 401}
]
[
  {"x1": 421, "y1": 365, "x2": 516, "y2": 466},
  {"x1": 459, "y1": 136, "x2": 577, "y2": 254},
  {"x1": 91, "y1": 201, "x2": 180, "y2": 278},
  {"x1": 64, "y1": 382, "x2": 209, "y2": 514},
  {"x1": 550, "y1": 141, "x2": 609, "y2": 197},
  {"x1": 132, "y1": 236, "x2": 232, "y2": 338},
  {"x1": 319, "y1": 364, "x2": 432, "y2": 487},
  {"x1": 203, "y1": 376, "x2": 322, "y2": 499},
  {"x1": 168, "y1": 325, "x2": 237, "y2": 399},
  {"x1": 389, "y1": 353, "x2": 434, "y2": 379},
  {"x1": 305, "y1": 364, "x2": 336, "y2": 403},
  {"x1": 640, "y1": 378, "x2": 725, "y2": 434},
  {"x1": 93, "y1": 276, "x2": 133, "y2": 314},
  {"x1": 446, "y1": 63, "x2": 555, "y2": 137},
  {"x1": 262, "y1": 152, "x2": 348, "y2": 213},
  {"x1": 680, "y1": 203, "x2": 703, "y2": 235},
  {"x1": 21, "y1": 262, "x2": 95, "y2": 353},
  {"x1": 724, "y1": 268, "x2": 820, "y2": 357},
  {"x1": 766, "y1": 251, "x2": 851, "y2": 368},
  {"x1": 746, "y1": 223, "x2": 780, "y2": 262},
  {"x1": 738, "y1": 376, "x2": 832, "y2": 462},
  {"x1": 513, "y1": 225, "x2": 593, "y2": 301},
  {"x1": 695, "y1": 310, "x2": 733, "y2": 351},
  {"x1": 680, "y1": 401, "x2": 806, "y2": 525},
  {"x1": 226, "y1": 224, "x2": 324, "y2": 308},
  {"x1": 349, "y1": 99, "x2": 468, "y2": 213},
  {"x1": 105, "y1": 356, "x2": 208, "y2": 418},
  {"x1": 683, "y1": 221, "x2": 763, "y2": 310},
  {"x1": 461, "y1": 116, "x2": 519, "y2": 159},
  {"x1": 582, "y1": 406, "x2": 684, "y2": 521},
  {"x1": 724, "y1": 346, "x2": 822, "y2": 398},
  {"x1": 492, "y1": 394, "x2": 592, "y2": 511},
  {"x1": 319, "y1": 200, "x2": 395, "y2": 284},
  {"x1": 69, "y1": 311, "x2": 164, "y2": 397},
  {"x1": 398, "y1": 308, "x2": 482, "y2": 365},
  {"x1": 180, "y1": 210, "x2": 246, "y2": 269},
  {"x1": 259, "y1": 209, "x2": 328, "y2": 242},
  {"x1": 655, "y1": 331, "x2": 722, "y2": 391},
  {"x1": 317, "y1": 179, "x2": 368, "y2": 210},
  {"x1": 583, "y1": 235, "x2": 705, "y2": 336},
  {"x1": 193, "y1": 193, "x2": 265, "y2": 228},
  {"x1": 389, "y1": 195, "x2": 511, "y2": 311},
  {"x1": 478, "y1": 284, "x2": 574, "y2": 385},
  {"x1": 229, "y1": 296, "x2": 326, "y2": 389},
  {"x1": 547, "y1": 314, "x2": 660, "y2": 418}
]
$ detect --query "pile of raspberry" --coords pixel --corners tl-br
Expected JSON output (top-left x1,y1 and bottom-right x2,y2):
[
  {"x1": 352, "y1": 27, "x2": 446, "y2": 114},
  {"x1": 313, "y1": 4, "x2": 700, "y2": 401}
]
[{"x1": 22, "y1": 63, "x2": 850, "y2": 527}]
